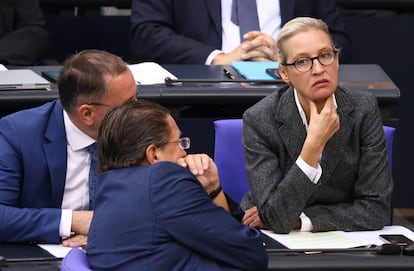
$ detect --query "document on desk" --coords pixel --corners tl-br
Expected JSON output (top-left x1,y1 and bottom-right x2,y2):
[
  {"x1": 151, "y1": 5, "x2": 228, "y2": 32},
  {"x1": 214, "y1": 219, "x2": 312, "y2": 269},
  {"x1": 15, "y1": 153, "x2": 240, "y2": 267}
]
[
  {"x1": 261, "y1": 230, "x2": 370, "y2": 249},
  {"x1": 128, "y1": 62, "x2": 177, "y2": 85},
  {"x1": 38, "y1": 244, "x2": 72, "y2": 258},
  {"x1": 261, "y1": 225, "x2": 414, "y2": 249}
]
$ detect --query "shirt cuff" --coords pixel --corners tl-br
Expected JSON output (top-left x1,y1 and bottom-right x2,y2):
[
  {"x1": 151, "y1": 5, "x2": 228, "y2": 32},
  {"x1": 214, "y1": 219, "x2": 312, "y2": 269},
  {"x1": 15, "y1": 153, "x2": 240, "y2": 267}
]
[
  {"x1": 59, "y1": 209, "x2": 73, "y2": 238},
  {"x1": 299, "y1": 212, "x2": 313, "y2": 232},
  {"x1": 206, "y1": 49, "x2": 224, "y2": 65},
  {"x1": 296, "y1": 156, "x2": 322, "y2": 184}
]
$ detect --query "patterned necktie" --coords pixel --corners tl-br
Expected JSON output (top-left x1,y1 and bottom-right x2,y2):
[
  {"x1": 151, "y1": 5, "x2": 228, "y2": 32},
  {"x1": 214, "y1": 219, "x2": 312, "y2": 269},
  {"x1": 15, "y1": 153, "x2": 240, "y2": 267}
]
[
  {"x1": 231, "y1": 0, "x2": 260, "y2": 42},
  {"x1": 85, "y1": 143, "x2": 98, "y2": 210}
]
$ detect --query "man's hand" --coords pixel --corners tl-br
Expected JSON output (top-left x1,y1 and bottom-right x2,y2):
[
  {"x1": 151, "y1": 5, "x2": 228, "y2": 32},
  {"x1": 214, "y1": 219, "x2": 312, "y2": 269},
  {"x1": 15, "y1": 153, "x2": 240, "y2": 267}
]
[
  {"x1": 241, "y1": 31, "x2": 278, "y2": 62},
  {"x1": 177, "y1": 154, "x2": 220, "y2": 194},
  {"x1": 177, "y1": 154, "x2": 231, "y2": 211},
  {"x1": 62, "y1": 234, "x2": 88, "y2": 248},
  {"x1": 212, "y1": 31, "x2": 277, "y2": 64}
]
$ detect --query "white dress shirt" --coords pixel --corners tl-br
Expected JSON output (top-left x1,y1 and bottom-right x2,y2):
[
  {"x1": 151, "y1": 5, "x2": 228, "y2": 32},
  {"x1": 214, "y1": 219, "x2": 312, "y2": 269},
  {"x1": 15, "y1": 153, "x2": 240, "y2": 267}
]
[
  {"x1": 294, "y1": 89, "x2": 338, "y2": 231},
  {"x1": 59, "y1": 111, "x2": 95, "y2": 237},
  {"x1": 206, "y1": 0, "x2": 281, "y2": 64}
]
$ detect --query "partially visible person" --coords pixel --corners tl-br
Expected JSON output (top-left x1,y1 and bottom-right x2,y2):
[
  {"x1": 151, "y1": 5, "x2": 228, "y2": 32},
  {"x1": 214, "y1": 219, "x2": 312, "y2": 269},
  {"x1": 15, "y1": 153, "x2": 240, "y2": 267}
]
[
  {"x1": 240, "y1": 17, "x2": 392, "y2": 233},
  {"x1": 0, "y1": 50, "x2": 138, "y2": 247},
  {"x1": 130, "y1": 0, "x2": 351, "y2": 64},
  {"x1": 0, "y1": 0, "x2": 49, "y2": 65},
  {"x1": 87, "y1": 99, "x2": 267, "y2": 271}
]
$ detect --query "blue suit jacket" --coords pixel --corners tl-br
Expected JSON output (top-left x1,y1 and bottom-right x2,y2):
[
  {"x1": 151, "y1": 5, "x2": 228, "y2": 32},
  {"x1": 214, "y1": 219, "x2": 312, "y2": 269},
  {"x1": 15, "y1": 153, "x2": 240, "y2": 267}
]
[
  {"x1": 0, "y1": 100, "x2": 66, "y2": 243},
  {"x1": 130, "y1": 0, "x2": 351, "y2": 64},
  {"x1": 87, "y1": 162, "x2": 268, "y2": 271}
]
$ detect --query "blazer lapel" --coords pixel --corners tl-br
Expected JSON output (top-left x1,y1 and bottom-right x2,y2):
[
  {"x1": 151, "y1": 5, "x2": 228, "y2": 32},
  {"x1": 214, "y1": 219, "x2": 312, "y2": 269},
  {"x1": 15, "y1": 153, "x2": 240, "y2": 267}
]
[
  {"x1": 205, "y1": 0, "x2": 221, "y2": 37},
  {"x1": 276, "y1": 87, "x2": 307, "y2": 162},
  {"x1": 43, "y1": 101, "x2": 67, "y2": 207},
  {"x1": 319, "y1": 89, "x2": 355, "y2": 180}
]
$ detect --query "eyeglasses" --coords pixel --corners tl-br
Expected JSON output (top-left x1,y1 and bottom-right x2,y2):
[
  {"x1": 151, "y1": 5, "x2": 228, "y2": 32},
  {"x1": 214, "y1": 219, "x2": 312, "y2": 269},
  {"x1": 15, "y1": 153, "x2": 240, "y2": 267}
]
[
  {"x1": 283, "y1": 50, "x2": 338, "y2": 72},
  {"x1": 87, "y1": 81, "x2": 141, "y2": 107},
  {"x1": 168, "y1": 137, "x2": 191, "y2": 150}
]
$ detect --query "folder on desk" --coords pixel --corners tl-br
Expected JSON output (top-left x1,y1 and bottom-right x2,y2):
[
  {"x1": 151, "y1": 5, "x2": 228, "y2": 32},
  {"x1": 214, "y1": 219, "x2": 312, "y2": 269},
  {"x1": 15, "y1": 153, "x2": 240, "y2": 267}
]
[
  {"x1": 0, "y1": 69, "x2": 51, "y2": 90},
  {"x1": 232, "y1": 61, "x2": 280, "y2": 81}
]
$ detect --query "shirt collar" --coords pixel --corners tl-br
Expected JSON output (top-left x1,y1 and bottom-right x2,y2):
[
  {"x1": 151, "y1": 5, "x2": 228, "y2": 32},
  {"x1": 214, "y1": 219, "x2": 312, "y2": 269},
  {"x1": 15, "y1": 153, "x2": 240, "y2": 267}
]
[
  {"x1": 293, "y1": 88, "x2": 338, "y2": 130},
  {"x1": 63, "y1": 110, "x2": 95, "y2": 151}
]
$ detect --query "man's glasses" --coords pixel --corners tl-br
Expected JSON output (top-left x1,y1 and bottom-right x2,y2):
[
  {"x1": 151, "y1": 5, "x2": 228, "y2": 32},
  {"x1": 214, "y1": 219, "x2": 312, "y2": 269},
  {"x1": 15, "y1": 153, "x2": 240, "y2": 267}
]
[
  {"x1": 168, "y1": 137, "x2": 191, "y2": 150},
  {"x1": 282, "y1": 50, "x2": 338, "y2": 72},
  {"x1": 87, "y1": 81, "x2": 141, "y2": 107}
]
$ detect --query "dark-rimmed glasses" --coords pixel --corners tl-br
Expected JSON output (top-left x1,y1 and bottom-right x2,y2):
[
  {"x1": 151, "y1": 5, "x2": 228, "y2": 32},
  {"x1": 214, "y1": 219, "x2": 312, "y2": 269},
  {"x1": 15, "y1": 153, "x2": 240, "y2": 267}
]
[
  {"x1": 87, "y1": 81, "x2": 141, "y2": 107},
  {"x1": 282, "y1": 50, "x2": 338, "y2": 72}
]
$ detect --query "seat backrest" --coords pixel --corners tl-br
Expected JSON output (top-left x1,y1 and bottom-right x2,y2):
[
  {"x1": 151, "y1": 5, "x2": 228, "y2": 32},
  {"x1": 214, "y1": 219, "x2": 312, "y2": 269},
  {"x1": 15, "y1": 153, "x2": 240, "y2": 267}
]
[
  {"x1": 60, "y1": 248, "x2": 92, "y2": 271},
  {"x1": 214, "y1": 119, "x2": 249, "y2": 203},
  {"x1": 383, "y1": 125, "x2": 396, "y2": 171},
  {"x1": 383, "y1": 125, "x2": 396, "y2": 226}
]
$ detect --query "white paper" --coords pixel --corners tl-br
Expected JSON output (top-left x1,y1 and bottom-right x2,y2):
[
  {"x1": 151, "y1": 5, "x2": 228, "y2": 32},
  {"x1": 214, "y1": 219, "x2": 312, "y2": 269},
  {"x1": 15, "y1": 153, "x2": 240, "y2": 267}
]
[
  {"x1": 262, "y1": 230, "x2": 370, "y2": 249},
  {"x1": 127, "y1": 62, "x2": 177, "y2": 85},
  {"x1": 346, "y1": 225, "x2": 414, "y2": 246},
  {"x1": 0, "y1": 64, "x2": 8, "y2": 71},
  {"x1": 38, "y1": 244, "x2": 73, "y2": 258},
  {"x1": 261, "y1": 225, "x2": 414, "y2": 249}
]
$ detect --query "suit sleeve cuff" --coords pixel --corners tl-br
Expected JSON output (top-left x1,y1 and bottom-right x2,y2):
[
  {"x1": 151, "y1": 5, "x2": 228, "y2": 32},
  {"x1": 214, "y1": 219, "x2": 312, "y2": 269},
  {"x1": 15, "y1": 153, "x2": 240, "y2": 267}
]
[{"x1": 224, "y1": 192, "x2": 245, "y2": 223}]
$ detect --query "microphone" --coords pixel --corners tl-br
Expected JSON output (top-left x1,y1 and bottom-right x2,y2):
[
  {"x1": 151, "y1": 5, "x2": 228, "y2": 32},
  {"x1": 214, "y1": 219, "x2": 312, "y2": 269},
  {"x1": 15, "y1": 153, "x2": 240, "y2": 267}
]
[
  {"x1": 376, "y1": 243, "x2": 403, "y2": 255},
  {"x1": 164, "y1": 77, "x2": 285, "y2": 86},
  {"x1": 267, "y1": 243, "x2": 402, "y2": 255}
]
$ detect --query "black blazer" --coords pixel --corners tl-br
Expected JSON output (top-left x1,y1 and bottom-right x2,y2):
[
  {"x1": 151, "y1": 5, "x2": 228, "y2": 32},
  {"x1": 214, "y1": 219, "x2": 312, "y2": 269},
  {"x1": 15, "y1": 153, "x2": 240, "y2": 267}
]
[
  {"x1": 130, "y1": 0, "x2": 351, "y2": 64},
  {"x1": 0, "y1": 0, "x2": 49, "y2": 65}
]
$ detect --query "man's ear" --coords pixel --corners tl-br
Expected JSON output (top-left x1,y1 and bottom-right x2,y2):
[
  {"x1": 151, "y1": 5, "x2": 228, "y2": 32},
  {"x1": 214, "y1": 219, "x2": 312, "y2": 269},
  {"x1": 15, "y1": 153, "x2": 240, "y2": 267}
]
[
  {"x1": 146, "y1": 145, "x2": 158, "y2": 164},
  {"x1": 278, "y1": 65, "x2": 290, "y2": 84},
  {"x1": 78, "y1": 104, "x2": 95, "y2": 126}
]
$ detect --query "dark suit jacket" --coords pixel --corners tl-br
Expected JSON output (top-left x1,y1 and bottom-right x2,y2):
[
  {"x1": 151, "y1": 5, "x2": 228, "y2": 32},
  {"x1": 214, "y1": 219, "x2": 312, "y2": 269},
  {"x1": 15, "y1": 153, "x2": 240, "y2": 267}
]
[
  {"x1": 240, "y1": 86, "x2": 393, "y2": 233},
  {"x1": 130, "y1": 0, "x2": 351, "y2": 64},
  {"x1": 0, "y1": 0, "x2": 49, "y2": 65},
  {"x1": 87, "y1": 162, "x2": 268, "y2": 271},
  {"x1": 0, "y1": 100, "x2": 66, "y2": 243}
]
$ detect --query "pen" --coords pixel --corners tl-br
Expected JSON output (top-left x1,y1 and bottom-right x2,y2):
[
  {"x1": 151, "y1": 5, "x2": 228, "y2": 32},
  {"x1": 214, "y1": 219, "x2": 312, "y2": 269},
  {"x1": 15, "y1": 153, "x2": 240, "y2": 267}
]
[{"x1": 223, "y1": 69, "x2": 235, "y2": 80}]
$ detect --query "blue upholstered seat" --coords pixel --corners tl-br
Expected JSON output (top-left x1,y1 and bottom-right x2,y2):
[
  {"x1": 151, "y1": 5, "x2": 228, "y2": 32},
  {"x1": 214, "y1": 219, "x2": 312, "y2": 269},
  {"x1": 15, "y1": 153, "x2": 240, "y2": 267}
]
[
  {"x1": 214, "y1": 119, "x2": 248, "y2": 203},
  {"x1": 60, "y1": 248, "x2": 92, "y2": 271}
]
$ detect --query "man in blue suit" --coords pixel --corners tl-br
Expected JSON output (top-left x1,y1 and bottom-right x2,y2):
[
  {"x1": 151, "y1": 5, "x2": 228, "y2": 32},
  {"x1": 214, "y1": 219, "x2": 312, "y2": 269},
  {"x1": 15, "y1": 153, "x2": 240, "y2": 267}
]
[
  {"x1": 130, "y1": 0, "x2": 350, "y2": 64},
  {"x1": 0, "y1": 49, "x2": 138, "y2": 246},
  {"x1": 87, "y1": 99, "x2": 267, "y2": 270}
]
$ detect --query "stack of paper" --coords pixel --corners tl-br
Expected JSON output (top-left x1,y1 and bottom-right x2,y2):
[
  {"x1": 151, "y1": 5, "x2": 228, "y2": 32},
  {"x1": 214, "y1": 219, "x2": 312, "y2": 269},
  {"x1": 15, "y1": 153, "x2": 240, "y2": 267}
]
[
  {"x1": 261, "y1": 225, "x2": 414, "y2": 249},
  {"x1": 128, "y1": 62, "x2": 177, "y2": 85}
]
